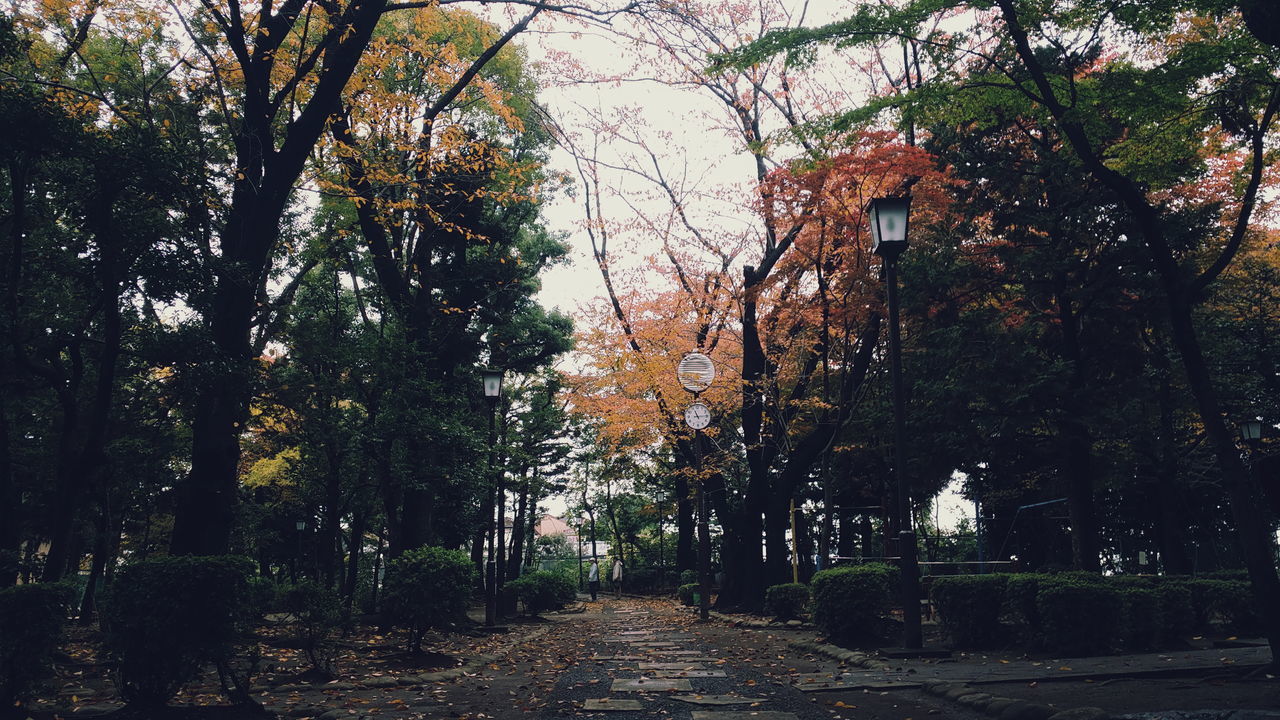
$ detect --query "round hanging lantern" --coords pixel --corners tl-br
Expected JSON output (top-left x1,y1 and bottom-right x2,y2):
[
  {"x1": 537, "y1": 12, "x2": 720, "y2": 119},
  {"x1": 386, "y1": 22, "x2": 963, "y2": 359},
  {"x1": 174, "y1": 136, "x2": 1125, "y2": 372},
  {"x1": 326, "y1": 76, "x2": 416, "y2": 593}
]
[{"x1": 677, "y1": 352, "x2": 715, "y2": 393}]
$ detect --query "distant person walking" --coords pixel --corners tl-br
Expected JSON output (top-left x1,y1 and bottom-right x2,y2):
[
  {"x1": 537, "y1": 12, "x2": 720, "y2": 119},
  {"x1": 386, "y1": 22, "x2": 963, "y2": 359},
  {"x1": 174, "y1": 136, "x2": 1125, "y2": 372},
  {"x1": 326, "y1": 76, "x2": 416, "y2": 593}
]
[
  {"x1": 588, "y1": 558, "x2": 600, "y2": 601},
  {"x1": 612, "y1": 558, "x2": 623, "y2": 599}
]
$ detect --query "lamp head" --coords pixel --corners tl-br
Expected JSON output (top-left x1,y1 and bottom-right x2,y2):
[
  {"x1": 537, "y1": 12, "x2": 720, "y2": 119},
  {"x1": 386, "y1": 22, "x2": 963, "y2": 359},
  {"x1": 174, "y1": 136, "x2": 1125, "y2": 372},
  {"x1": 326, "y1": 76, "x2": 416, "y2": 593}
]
[
  {"x1": 869, "y1": 196, "x2": 912, "y2": 258},
  {"x1": 481, "y1": 367, "x2": 504, "y2": 399},
  {"x1": 1241, "y1": 419, "x2": 1263, "y2": 443}
]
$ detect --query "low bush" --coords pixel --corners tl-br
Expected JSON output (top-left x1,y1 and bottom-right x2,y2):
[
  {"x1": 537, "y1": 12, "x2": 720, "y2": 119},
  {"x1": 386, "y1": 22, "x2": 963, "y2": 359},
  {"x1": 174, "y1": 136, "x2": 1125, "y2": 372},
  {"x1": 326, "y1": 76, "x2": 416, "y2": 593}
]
[
  {"x1": 680, "y1": 570, "x2": 698, "y2": 586},
  {"x1": 1153, "y1": 582, "x2": 1195, "y2": 644},
  {"x1": 677, "y1": 583, "x2": 698, "y2": 606},
  {"x1": 1002, "y1": 574, "x2": 1043, "y2": 643},
  {"x1": 764, "y1": 583, "x2": 810, "y2": 620},
  {"x1": 0, "y1": 582, "x2": 73, "y2": 714},
  {"x1": 506, "y1": 571, "x2": 576, "y2": 616},
  {"x1": 1187, "y1": 579, "x2": 1258, "y2": 635},
  {"x1": 931, "y1": 575, "x2": 1008, "y2": 648},
  {"x1": 244, "y1": 576, "x2": 279, "y2": 618},
  {"x1": 277, "y1": 580, "x2": 343, "y2": 676},
  {"x1": 1119, "y1": 586, "x2": 1160, "y2": 650},
  {"x1": 1036, "y1": 576, "x2": 1122, "y2": 656},
  {"x1": 1199, "y1": 569, "x2": 1249, "y2": 581},
  {"x1": 810, "y1": 563, "x2": 896, "y2": 645},
  {"x1": 102, "y1": 555, "x2": 255, "y2": 708},
  {"x1": 381, "y1": 547, "x2": 475, "y2": 653}
]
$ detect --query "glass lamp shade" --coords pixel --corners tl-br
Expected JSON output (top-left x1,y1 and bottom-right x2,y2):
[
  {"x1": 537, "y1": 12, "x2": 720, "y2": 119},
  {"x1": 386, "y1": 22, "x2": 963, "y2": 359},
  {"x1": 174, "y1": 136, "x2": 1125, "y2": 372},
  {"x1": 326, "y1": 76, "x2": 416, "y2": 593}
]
[
  {"x1": 869, "y1": 196, "x2": 912, "y2": 256},
  {"x1": 677, "y1": 352, "x2": 715, "y2": 393},
  {"x1": 1241, "y1": 420, "x2": 1263, "y2": 442},
  {"x1": 482, "y1": 368, "x2": 504, "y2": 398}
]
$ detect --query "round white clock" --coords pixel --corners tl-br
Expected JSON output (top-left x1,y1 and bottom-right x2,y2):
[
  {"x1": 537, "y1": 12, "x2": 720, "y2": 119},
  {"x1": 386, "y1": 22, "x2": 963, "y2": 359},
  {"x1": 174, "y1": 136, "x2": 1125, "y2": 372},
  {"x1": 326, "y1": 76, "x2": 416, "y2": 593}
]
[{"x1": 684, "y1": 402, "x2": 711, "y2": 430}]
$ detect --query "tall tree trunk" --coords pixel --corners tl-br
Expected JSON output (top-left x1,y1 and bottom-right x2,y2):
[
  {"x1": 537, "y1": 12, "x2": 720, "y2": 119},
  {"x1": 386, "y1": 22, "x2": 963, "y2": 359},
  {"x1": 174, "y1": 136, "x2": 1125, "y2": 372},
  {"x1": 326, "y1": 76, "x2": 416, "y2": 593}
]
[
  {"x1": 1059, "y1": 417, "x2": 1100, "y2": 571},
  {"x1": 470, "y1": 527, "x2": 486, "y2": 592},
  {"x1": 0, "y1": 392, "x2": 19, "y2": 586},
  {"x1": 764, "y1": 495, "x2": 791, "y2": 585},
  {"x1": 1166, "y1": 301, "x2": 1280, "y2": 656},
  {"x1": 344, "y1": 510, "x2": 367, "y2": 612},
  {"x1": 525, "y1": 492, "x2": 538, "y2": 574},
  {"x1": 796, "y1": 505, "x2": 815, "y2": 582},
  {"x1": 1056, "y1": 283, "x2": 1100, "y2": 572},
  {"x1": 819, "y1": 460, "x2": 833, "y2": 571},
  {"x1": 1154, "y1": 365, "x2": 1191, "y2": 574},
  {"x1": 323, "y1": 442, "x2": 343, "y2": 587},
  {"x1": 78, "y1": 494, "x2": 118, "y2": 624},
  {"x1": 41, "y1": 389, "x2": 82, "y2": 581},
  {"x1": 172, "y1": 372, "x2": 245, "y2": 555},
  {"x1": 507, "y1": 475, "x2": 528, "y2": 580}
]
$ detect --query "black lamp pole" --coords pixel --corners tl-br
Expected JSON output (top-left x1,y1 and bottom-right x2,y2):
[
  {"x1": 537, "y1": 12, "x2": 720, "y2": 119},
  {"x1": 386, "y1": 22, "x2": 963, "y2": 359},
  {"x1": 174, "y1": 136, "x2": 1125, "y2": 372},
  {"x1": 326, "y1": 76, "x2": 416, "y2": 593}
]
[
  {"x1": 481, "y1": 368, "x2": 504, "y2": 627},
  {"x1": 884, "y1": 250, "x2": 922, "y2": 649},
  {"x1": 870, "y1": 197, "x2": 922, "y2": 650},
  {"x1": 485, "y1": 401, "x2": 498, "y2": 626},
  {"x1": 695, "y1": 430, "x2": 711, "y2": 621}
]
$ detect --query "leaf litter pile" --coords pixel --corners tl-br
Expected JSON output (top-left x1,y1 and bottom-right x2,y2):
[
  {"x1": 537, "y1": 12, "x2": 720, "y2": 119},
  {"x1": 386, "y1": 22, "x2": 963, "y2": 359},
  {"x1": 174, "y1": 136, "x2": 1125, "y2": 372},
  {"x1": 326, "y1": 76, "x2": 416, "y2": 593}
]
[{"x1": 28, "y1": 603, "x2": 602, "y2": 720}]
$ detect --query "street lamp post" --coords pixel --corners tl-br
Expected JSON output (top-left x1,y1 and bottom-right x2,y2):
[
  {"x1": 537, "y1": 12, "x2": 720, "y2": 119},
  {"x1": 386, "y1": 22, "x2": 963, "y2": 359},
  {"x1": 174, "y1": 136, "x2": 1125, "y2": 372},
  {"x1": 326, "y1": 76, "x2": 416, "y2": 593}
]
[
  {"x1": 481, "y1": 368, "x2": 504, "y2": 627},
  {"x1": 295, "y1": 519, "x2": 307, "y2": 582},
  {"x1": 869, "y1": 196, "x2": 923, "y2": 650},
  {"x1": 678, "y1": 352, "x2": 715, "y2": 621}
]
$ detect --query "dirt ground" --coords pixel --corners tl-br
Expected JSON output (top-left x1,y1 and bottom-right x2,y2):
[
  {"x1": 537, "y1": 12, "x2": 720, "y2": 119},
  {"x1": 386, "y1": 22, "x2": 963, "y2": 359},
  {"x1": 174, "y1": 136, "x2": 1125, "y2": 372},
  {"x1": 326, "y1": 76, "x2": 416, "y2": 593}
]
[{"x1": 21, "y1": 598, "x2": 1280, "y2": 719}]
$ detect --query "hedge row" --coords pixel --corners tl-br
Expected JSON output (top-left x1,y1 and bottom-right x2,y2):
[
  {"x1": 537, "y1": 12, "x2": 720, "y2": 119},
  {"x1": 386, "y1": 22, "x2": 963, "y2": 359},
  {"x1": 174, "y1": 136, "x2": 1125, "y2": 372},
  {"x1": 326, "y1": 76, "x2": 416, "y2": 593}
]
[
  {"x1": 932, "y1": 572, "x2": 1258, "y2": 655},
  {"x1": 506, "y1": 570, "x2": 576, "y2": 616},
  {"x1": 0, "y1": 582, "x2": 74, "y2": 714},
  {"x1": 764, "y1": 583, "x2": 810, "y2": 620},
  {"x1": 102, "y1": 555, "x2": 257, "y2": 707},
  {"x1": 810, "y1": 563, "x2": 897, "y2": 644}
]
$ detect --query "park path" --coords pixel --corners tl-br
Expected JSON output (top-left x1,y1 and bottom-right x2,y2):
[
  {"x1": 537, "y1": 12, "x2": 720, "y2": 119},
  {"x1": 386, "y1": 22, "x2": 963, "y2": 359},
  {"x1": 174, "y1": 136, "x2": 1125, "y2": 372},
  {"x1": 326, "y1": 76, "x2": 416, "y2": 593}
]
[{"x1": 535, "y1": 597, "x2": 976, "y2": 720}]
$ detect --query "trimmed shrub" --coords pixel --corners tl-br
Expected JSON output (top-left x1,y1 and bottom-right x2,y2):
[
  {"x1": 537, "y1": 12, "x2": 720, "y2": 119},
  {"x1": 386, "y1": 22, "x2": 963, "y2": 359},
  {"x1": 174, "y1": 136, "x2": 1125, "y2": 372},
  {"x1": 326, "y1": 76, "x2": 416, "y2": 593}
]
[
  {"x1": 1119, "y1": 586, "x2": 1160, "y2": 650},
  {"x1": 244, "y1": 576, "x2": 278, "y2": 618},
  {"x1": 506, "y1": 571, "x2": 576, "y2": 616},
  {"x1": 1153, "y1": 582, "x2": 1195, "y2": 644},
  {"x1": 381, "y1": 547, "x2": 475, "y2": 653},
  {"x1": 1200, "y1": 569, "x2": 1249, "y2": 581},
  {"x1": 102, "y1": 555, "x2": 255, "y2": 708},
  {"x1": 764, "y1": 583, "x2": 810, "y2": 620},
  {"x1": 677, "y1": 583, "x2": 698, "y2": 606},
  {"x1": 0, "y1": 583, "x2": 73, "y2": 713},
  {"x1": 1187, "y1": 579, "x2": 1259, "y2": 634},
  {"x1": 1036, "y1": 576, "x2": 1122, "y2": 656},
  {"x1": 810, "y1": 563, "x2": 896, "y2": 645},
  {"x1": 1002, "y1": 574, "x2": 1043, "y2": 642},
  {"x1": 931, "y1": 575, "x2": 1008, "y2": 648},
  {"x1": 680, "y1": 570, "x2": 698, "y2": 586},
  {"x1": 277, "y1": 580, "x2": 343, "y2": 676}
]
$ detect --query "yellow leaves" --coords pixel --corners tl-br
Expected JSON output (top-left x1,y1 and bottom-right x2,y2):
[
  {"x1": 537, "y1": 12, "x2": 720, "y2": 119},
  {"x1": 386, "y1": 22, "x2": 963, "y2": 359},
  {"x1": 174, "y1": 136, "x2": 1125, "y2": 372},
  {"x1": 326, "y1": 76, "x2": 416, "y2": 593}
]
[{"x1": 243, "y1": 446, "x2": 300, "y2": 488}]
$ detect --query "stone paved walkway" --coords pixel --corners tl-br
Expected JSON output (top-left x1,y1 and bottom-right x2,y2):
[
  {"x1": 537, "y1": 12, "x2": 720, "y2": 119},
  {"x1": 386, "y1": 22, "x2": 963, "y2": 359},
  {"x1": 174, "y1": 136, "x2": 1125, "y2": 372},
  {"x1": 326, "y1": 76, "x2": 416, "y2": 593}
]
[{"x1": 538, "y1": 599, "x2": 979, "y2": 720}]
